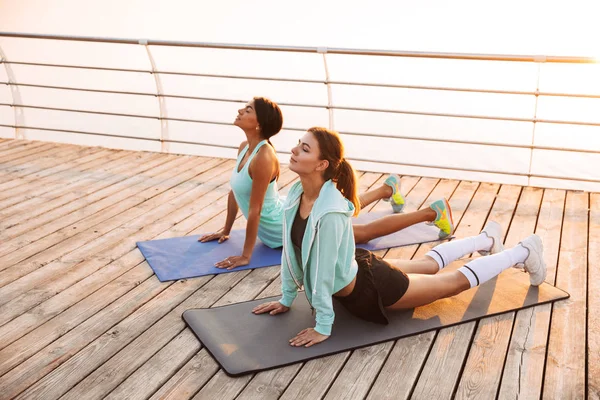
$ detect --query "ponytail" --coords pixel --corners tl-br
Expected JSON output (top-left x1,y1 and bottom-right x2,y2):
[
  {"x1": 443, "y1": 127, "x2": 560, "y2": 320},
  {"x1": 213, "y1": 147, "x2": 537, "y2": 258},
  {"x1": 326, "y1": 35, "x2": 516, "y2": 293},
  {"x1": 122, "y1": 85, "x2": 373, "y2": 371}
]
[
  {"x1": 334, "y1": 159, "x2": 361, "y2": 216},
  {"x1": 307, "y1": 126, "x2": 361, "y2": 216}
]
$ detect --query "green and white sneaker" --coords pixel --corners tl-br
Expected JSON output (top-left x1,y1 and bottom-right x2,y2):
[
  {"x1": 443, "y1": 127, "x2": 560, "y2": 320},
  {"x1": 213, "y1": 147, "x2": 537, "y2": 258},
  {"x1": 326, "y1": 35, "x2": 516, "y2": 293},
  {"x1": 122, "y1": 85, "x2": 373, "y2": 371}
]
[
  {"x1": 428, "y1": 198, "x2": 455, "y2": 239},
  {"x1": 383, "y1": 174, "x2": 405, "y2": 213}
]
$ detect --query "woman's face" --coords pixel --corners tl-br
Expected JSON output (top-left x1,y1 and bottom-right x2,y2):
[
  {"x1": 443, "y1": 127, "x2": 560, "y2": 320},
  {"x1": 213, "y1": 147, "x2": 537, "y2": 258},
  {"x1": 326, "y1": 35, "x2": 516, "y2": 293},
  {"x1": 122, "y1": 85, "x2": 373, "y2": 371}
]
[
  {"x1": 289, "y1": 132, "x2": 328, "y2": 175},
  {"x1": 233, "y1": 100, "x2": 259, "y2": 131}
]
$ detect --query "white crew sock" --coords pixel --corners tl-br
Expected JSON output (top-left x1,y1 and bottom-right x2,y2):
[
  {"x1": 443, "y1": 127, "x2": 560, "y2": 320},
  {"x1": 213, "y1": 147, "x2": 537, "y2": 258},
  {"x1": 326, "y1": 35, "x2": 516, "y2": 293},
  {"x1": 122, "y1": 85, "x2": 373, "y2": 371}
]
[
  {"x1": 458, "y1": 244, "x2": 530, "y2": 288},
  {"x1": 425, "y1": 233, "x2": 494, "y2": 270}
]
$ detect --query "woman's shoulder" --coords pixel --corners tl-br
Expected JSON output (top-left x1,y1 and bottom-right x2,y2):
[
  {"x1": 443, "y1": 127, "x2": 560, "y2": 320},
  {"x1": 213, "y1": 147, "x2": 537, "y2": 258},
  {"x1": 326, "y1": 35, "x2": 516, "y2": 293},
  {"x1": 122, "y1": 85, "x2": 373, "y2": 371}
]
[
  {"x1": 251, "y1": 141, "x2": 279, "y2": 168},
  {"x1": 237, "y1": 141, "x2": 248, "y2": 154}
]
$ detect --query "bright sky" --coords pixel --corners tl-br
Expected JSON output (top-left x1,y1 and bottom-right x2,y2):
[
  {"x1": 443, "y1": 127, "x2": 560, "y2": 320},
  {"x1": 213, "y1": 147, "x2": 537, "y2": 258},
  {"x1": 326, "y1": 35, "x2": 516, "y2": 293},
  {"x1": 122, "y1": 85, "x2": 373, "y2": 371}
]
[{"x1": 1, "y1": 0, "x2": 599, "y2": 56}]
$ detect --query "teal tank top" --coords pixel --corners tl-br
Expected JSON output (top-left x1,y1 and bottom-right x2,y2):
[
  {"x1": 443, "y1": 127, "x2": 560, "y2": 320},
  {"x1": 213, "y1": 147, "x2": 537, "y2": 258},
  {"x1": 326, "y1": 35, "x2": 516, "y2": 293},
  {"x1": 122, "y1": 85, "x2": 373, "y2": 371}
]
[{"x1": 230, "y1": 140, "x2": 284, "y2": 248}]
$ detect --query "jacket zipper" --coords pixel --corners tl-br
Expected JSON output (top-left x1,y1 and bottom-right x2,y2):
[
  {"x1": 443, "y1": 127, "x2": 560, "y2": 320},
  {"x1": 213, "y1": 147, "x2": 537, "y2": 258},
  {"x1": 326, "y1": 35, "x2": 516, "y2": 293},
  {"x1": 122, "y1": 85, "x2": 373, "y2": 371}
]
[{"x1": 283, "y1": 197, "x2": 316, "y2": 315}]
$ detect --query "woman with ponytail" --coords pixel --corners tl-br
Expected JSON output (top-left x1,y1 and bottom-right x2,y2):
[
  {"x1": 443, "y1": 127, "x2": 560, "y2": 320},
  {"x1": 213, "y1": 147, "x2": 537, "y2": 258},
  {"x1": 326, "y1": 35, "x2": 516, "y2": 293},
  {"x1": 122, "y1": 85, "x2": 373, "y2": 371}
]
[
  {"x1": 200, "y1": 98, "x2": 453, "y2": 270},
  {"x1": 253, "y1": 127, "x2": 547, "y2": 347}
]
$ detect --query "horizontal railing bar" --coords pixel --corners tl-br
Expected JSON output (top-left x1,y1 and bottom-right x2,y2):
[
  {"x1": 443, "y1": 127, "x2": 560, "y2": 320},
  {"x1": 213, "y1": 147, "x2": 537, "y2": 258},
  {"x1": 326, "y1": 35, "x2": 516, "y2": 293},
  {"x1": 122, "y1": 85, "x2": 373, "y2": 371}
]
[
  {"x1": 0, "y1": 101, "x2": 544, "y2": 123},
  {"x1": 331, "y1": 81, "x2": 533, "y2": 95},
  {"x1": 535, "y1": 118, "x2": 600, "y2": 127},
  {"x1": 0, "y1": 124, "x2": 161, "y2": 142},
  {"x1": 1, "y1": 62, "x2": 323, "y2": 83},
  {"x1": 1, "y1": 104, "x2": 160, "y2": 119},
  {"x1": 332, "y1": 106, "x2": 534, "y2": 122},
  {"x1": 155, "y1": 70, "x2": 325, "y2": 84},
  {"x1": 3, "y1": 63, "x2": 600, "y2": 100},
  {"x1": 3, "y1": 101, "x2": 600, "y2": 128},
  {"x1": 0, "y1": 32, "x2": 596, "y2": 63},
  {"x1": 331, "y1": 81, "x2": 600, "y2": 99},
  {"x1": 0, "y1": 82, "x2": 158, "y2": 97},
  {"x1": 4, "y1": 81, "x2": 600, "y2": 106},
  {"x1": 1, "y1": 61, "x2": 152, "y2": 74}
]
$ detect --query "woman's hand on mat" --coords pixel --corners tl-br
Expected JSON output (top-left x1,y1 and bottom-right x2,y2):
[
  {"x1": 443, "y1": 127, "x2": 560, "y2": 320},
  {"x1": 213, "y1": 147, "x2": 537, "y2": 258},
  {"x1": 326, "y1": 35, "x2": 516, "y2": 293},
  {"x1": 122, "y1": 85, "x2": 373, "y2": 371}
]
[
  {"x1": 214, "y1": 255, "x2": 250, "y2": 269},
  {"x1": 289, "y1": 328, "x2": 329, "y2": 347},
  {"x1": 252, "y1": 301, "x2": 289, "y2": 315},
  {"x1": 199, "y1": 231, "x2": 230, "y2": 243}
]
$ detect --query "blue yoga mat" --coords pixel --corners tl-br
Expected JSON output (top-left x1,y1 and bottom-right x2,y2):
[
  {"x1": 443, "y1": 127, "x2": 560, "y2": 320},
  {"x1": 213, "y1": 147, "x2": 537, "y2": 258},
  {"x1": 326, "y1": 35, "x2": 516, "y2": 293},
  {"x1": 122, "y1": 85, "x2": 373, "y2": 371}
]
[{"x1": 138, "y1": 210, "x2": 445, "y2": 281}]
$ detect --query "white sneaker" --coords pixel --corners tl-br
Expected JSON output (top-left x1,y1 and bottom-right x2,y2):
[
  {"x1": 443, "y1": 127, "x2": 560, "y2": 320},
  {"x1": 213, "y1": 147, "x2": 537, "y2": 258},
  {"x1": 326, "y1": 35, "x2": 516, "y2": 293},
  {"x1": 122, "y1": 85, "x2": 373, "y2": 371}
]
[
  {"x1": 478, "y1": 221, "x2": 504, "y2": 256},
  {"x1": 519, "y1": 234, "x2": 546, "y2": 286}
]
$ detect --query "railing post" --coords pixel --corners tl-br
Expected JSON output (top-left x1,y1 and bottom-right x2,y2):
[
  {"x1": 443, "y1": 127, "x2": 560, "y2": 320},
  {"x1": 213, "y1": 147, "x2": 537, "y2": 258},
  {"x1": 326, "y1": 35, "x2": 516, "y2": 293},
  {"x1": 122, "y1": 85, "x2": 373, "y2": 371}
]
[
  {"x1": 318, "y1": 48, "x2": 334, "y2": 131},
  {"x1": 0, "y1": 44, "x2": 24, "y2": 139},
  {"x1": 527, "y1": 57, "x2": 545, "y2": 186},
  {"x1": 140, "y1": 39, "x2": 170, "y2": 153}
]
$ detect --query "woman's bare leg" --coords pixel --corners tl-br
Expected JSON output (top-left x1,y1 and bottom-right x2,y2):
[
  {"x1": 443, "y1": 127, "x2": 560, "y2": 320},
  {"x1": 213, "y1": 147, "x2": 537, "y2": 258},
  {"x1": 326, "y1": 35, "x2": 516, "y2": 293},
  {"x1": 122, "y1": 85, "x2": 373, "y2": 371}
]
[
  {"x1": 353, "y1": 208, "x2": 436, "y2": 244},
  {"x1": 359, "y1": 183, "x2": 392, "y2": 208},
  {"x1": 387, "y1": 271, "x2": 471, "y2": 310},
  {"x1": 386, "y1": 238, "x2": 541, "y2": 310},
  {"x1": 385, "y1": 256, "x2": 439, "y2": 274}
]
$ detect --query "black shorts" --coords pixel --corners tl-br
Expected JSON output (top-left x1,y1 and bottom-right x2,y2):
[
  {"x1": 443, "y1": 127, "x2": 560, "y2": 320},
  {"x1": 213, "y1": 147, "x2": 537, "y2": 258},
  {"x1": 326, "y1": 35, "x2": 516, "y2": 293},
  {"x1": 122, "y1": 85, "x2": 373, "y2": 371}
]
[{"x1": 335, "y1": 248, "x2": 410, "y2": 325}]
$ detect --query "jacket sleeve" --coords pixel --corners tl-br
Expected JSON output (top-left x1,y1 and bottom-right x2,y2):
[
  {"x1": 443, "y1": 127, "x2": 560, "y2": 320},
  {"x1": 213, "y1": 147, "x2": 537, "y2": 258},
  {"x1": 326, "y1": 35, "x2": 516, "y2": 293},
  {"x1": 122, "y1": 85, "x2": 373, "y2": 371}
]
[
  {"x1": 310, "y1": 213, "x2": 349, "y2": 336},
  {"x1": 279, "y1": 248, "x2": 299, "y2": 307}
]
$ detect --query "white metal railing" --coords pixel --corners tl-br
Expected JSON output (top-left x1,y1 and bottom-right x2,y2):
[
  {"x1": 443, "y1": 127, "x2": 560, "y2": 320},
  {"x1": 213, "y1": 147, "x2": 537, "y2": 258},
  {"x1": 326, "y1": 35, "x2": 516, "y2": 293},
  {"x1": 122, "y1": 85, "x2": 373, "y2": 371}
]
[{"x1": 1, "y1": 32, "x2": 599, "y2": 191}]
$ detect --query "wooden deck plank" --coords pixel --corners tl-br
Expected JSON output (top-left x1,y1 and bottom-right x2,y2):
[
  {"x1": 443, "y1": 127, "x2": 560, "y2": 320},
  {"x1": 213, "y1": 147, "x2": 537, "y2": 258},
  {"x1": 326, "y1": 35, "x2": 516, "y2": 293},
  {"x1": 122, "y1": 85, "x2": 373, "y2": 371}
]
[
  {"x1": 0, "y1": 139, "x2": 36, "y2": 152},
  {"x1": 543, "y1": 192, "x2": 588, "y2": 399},
  {"x1": 0, "y1": 139, "x2": 45, "y2": 152},
  {"x1": 0, "y1": 146, "x2": 82, "y2": 188},
  {"x1": 589, "y1": 193, "x2": 600, "y2": 400},
  {"x1": 0, "y1": 143, "x2": 71, "y2": 182},
  {"x1": 0, "y1": 150, "x2": 167, "y2": 239},
  {"x1": 0, "y1": 154, "x2": 193, "y2": 268},
  {"x1": 0, "y1": 147, "x2": 114, "y2": 206},
  {"x1": 497, "y1": 189, "x2": 566, "y2": 399},
  {"x1": 148, "y1": 348, "x2": 221, "y2": 400},
  {"x1": 0, "y1": 148, "x2": 143, "y2": 225},
  {"x1": 0, "y1": 152, "x2": 187, "y2": 282},
  {"x1": 0, "y1": 146, "x2": 121, "y2": 204},
  {"x1": 0, "y1": 144, "x2": 104, "y2": 195},
  {"x1": 0, "y1": 150, "x2": 167, "y2": 234},
  {"x1": 454, "y1": 186, "x2": 544, "y2": 399},
  {"x1": 0, "y1": 159, "x2": 231, "y2": 333},
  {"x1": 0, "y1": 141, "x2": 56, "y2": 167}
]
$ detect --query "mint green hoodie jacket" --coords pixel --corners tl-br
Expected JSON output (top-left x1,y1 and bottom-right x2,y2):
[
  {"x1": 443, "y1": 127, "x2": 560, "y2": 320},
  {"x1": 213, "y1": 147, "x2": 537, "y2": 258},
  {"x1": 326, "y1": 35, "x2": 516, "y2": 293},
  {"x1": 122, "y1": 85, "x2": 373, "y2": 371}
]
[{"x1": 278, "y1": 180, "x2": 358, "y2": 336}]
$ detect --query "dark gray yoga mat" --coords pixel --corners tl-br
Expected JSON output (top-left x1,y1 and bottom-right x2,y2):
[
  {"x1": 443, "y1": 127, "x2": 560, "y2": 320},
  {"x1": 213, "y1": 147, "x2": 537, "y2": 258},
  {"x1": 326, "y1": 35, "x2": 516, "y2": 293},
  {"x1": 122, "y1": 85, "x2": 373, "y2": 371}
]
[{"x1": 183, "y1": 266, "x2": 569, "y2": 376}]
